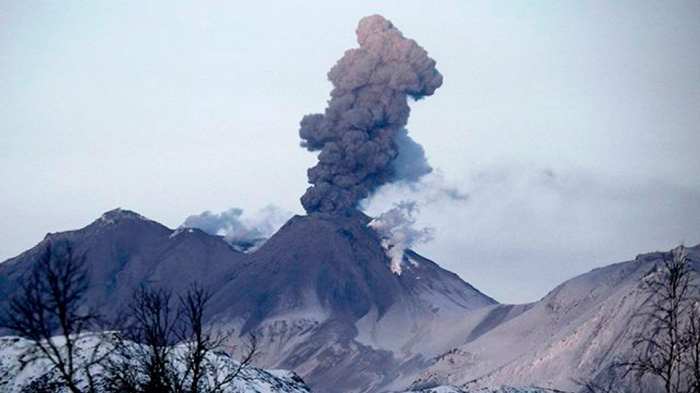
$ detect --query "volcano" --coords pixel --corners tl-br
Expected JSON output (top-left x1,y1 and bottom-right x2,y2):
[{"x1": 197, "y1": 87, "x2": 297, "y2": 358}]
[
  {"x1": 210, "y1": 210, "x2": 494, "y2": 327},
  {"x1": 0, "y1": 208, "x2": 496, "y2": 392},
  {"x1": 208, "y1": 210, "x2": 496, "y2": 392}
]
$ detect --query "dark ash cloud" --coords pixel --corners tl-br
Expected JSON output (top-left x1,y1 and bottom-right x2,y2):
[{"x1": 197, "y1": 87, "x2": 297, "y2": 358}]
[{"x1": 299, "y1": 14, "x2": 442, "y2": 214}]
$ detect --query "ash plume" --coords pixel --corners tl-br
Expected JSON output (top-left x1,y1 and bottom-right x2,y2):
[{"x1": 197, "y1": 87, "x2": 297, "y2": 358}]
[
  {"x1": 179, "y1": 205, "x2": 292, "y2": 252},
  {"x1": 299, "y1": 14, "x2": 443, "y2": 214},
  {"x1": 368, "y1": 201, "x2": 434, "y2": 275}
]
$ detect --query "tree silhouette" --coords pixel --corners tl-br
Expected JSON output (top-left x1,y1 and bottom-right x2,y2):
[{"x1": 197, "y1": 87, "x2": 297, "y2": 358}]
[
  {"x1": 623, "y1": 246, "x2": 694, "y2": 393},
  {"x1": 104, "y1": 284, "x2": 259, "y2": 393},
  {"x1": 0, "y1": 241, "x2": 102, "y2": 393}
]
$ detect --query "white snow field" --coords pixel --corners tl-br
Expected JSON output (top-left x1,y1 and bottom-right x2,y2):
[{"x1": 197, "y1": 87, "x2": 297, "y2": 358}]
[{"x1": 0, "y1": 333, "x2": 311, "y2": 393}]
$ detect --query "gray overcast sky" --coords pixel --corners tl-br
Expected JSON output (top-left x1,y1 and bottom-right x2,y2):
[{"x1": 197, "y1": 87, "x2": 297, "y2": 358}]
[{"x1": 2, "y1": 1, "x2": 699, "y2": 303}]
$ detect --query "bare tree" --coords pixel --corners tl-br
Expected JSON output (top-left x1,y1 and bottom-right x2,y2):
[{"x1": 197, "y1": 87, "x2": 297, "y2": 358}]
[
  {"x1": 175, "y1": 283, "x2": 218, "y2": 393},
  {"x1": 575, "y1": 246, "x2": 700, "y2": 393},
  {"x1": 105, "y1": 286, "x2": 180, "y2": 393},
  {"x1": 683, "y1": 298, "x2": 700, "y2": 393},
  {"x1": 0, "y1": 240, "x2": 101, "y2": 393},
  {"x1": 174, "y1": 283, "x2": 260, "y2": 393},
  {"x1": 622, "y1": 247, "x2": 694, "y2": 393},
  {"x1": 105, "y1": 283, "x2": 259, "y2": 393},
  {"x1": 0, "y1": 246, "x2": 260, "y2": 393}
]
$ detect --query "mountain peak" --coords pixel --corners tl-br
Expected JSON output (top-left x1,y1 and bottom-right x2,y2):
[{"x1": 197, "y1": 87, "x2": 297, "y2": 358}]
[
  {"x1": 97, "y1": 208, "x2": 150, "y2": 225},
  {"x1": 37, "y1": 209, "x2": 155, "y2": 244}
]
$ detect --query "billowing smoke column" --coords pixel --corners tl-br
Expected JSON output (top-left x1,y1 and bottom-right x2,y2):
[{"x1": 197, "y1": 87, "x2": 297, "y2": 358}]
[{"x1": 299, "y1": 15, "x2": 443, "y2": 214}]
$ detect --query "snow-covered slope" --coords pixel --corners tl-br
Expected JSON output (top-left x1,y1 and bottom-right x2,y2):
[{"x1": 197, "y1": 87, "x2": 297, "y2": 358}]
[
  {"x1": 409, "y1": 245, "x2": 700, "y2": 392},
  {"x1": 0, "y1": 334, "x2": 311, "y2": 393}
]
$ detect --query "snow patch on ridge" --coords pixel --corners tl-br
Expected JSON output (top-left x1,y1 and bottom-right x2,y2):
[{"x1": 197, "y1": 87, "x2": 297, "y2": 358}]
[
  {"x1": 168, "y1": 227, "x2": 196, "y2": 239},
  {"x1": 98, "y1": 208, "x2": 150, "y2": 225}
]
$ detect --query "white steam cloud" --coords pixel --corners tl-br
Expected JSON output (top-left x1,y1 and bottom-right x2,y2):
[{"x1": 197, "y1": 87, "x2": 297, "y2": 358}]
[
  {"x1": 361, "y1": 171, "x2": 469, "y2": 221},
  {"x1": 368, "y1": 201, "x2": 434, "y2": 275},
  {"x1": 179, "y1": 205, "x2": 293, "y2": 252}
]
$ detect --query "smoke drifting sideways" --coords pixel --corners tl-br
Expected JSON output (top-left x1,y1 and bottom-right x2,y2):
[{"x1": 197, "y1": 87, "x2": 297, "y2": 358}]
[
  {"x1": 368, "y1": 201, "x2": 434, "y2": 275},
  {"x1": 299, "y1": 14, "x2": 442, "y2": 214},
  {"x1": 178, "y1": 206, "x2": 293, "y2": 252},
  {"x1": 361, "y1": 172, "x2": 469, "y2": 273}
]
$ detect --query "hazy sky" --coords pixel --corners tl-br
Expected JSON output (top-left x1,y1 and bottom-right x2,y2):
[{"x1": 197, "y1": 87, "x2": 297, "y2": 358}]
[{"x1": 2, "y1": 1, "x2": 699, "y2": 303}]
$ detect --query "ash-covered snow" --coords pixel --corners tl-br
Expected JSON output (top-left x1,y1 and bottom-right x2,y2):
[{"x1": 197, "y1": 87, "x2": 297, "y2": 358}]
[{"x1": 408, "y1": 246, "x2": 700, "y2": 392}]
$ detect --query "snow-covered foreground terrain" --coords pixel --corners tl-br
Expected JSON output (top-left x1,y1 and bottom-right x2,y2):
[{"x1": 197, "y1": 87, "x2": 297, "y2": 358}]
[{"x1": 0, "y1": 334, "x2": 311, "y2": 393}]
